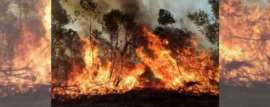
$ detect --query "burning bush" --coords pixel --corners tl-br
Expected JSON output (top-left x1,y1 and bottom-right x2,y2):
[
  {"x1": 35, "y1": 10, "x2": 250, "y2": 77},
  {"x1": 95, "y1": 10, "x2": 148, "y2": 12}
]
[{"x1": 51, "y1": 0, "x2": 219, "y2": 100}]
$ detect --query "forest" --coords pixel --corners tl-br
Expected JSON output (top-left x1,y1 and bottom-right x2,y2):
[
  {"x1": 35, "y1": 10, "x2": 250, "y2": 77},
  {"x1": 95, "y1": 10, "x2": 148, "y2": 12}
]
[{"x1": 51, "y1": 0, "x2": 219, "y2": 106}]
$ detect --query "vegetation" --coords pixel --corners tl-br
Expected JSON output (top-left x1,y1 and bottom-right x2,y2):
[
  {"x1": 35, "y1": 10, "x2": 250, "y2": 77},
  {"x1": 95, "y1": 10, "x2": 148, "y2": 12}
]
[
  {"x1": 51, "y1": 0, "x2": 219, "y2": 99},
  {"x1": 187, "y1": 0, "x2": 219, "y2": 64}
]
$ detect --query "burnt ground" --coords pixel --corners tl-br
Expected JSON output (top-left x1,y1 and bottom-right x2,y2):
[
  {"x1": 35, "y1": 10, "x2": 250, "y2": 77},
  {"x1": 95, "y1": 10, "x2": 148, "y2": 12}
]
[
  {"x1": 0, "y1": 85, "x2": 51, "y2": 107},
  {"x1": 52, "y1": 89, "x2": 218, "y2": 107},
  {"x1": 220, "y1": 82, "x2": 270, "y2": 107}
]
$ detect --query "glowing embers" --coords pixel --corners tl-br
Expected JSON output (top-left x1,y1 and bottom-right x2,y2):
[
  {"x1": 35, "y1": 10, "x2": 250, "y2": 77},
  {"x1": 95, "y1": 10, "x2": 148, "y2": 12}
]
[
  {"x1": 52, "y1": 27, "x2": 218, "y2": 100},
  {"x1": 220, "y1": 0, "x2": 270, "y2": 86}
]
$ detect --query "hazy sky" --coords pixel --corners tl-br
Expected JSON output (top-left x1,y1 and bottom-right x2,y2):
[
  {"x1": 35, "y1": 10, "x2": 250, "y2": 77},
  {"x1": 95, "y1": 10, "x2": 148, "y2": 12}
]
[
  {"x1": 61, "y1": 0, "x2": 214, "y2": 50},
  {"x1": 243, "y1": 0, "x2": 270, "y2": 9}
]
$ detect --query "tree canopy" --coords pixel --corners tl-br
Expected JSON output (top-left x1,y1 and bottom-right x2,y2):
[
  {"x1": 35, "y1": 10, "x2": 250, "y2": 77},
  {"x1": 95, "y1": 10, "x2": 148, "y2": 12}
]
[{"x1": 158, "y1": 9, "x2": 176, "y2": 26}]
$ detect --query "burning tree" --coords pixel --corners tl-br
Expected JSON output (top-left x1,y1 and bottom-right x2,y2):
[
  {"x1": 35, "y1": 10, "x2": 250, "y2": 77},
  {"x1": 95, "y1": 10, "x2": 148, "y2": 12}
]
[
  {"x1": 188, "y1": 0, "x2": 219, "y2": 65},
  {"x1": 0, "y1": 0, "x2": 51, "y2": 95},
  {"x1": 51, "y1": 0, "x2": 219, "y2": 100},
  {"x1": 51, "y1": 0, "x2": 84, "y2": 85},
  {"x1": 220, "y1": 0, "x2": 270, "y2": 87},
  {"x1": 219, "y1": 0, "x2": 270, "y2": 106},
  {"x1": 0, "y1": 0, "x2": 51, "y2": 107}
]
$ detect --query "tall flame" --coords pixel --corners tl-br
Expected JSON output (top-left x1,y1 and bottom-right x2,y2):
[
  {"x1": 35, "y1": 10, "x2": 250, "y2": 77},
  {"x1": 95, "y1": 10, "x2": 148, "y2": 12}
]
[{"x1": 52, "y1": 27, "x2": 218, "y2": 99}]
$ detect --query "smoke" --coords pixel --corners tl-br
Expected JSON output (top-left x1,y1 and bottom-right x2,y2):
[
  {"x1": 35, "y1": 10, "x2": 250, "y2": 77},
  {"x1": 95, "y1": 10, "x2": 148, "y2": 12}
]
[
  {"x1": 242, "y1": 0, "x2": 270, "y2": 9},
  {"x1": 0, "y1": 0, "x2": 47, "y2": 63},
  {"x1": 61, "y1": 0, "x2": 214, "y2": 50},
  {"x1": 119, "y1": 0, "x2": 214, "y2": 51},
  {"x1": 0, "y1": 1, "x2": 51, "y2": 106},
  {"x1": 3, "y1": 1, "x2": 47, "y2": 46}
]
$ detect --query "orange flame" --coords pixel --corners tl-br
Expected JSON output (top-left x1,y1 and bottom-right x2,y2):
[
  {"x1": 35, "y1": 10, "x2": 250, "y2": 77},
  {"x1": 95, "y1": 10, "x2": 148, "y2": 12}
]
[
  {"x1": 52, "y1": 26, "x2": 218, "y2": 99},
  {"x1": 0, "y1": 0, "x2": 51, "y2": 97},
  {"x1": 220, "y1": 0, "x2": 270, "y2": 86}
]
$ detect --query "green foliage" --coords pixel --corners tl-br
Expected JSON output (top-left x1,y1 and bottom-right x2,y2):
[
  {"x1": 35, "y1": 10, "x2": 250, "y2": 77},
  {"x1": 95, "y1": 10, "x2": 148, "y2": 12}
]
[
  {"x1": 187, "y1": 10, "x2": 218, "y2": 44},
  {"x1": 188, "y1": 10, "x2": 209, "y2": 26},
  {"x1": 101, "y1": 9, "x2": 141, "y2": 60},
  {"x1": 52, "y1": 0, "x2": 85, "y2": 79},
  {"x1": 187, "y1": 0, "x2": 219, "y2": 45},
  {"x1": 209, "y1": 0, "x2": 219, "y2": 19},
  {"x1": 187, "y1": 0, "x2": 219, "y2": 65}
]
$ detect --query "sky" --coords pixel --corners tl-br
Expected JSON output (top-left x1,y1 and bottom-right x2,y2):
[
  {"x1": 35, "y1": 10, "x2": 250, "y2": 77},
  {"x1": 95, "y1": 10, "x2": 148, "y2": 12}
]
[{"x1": 60, "y1": 0, "x2": 215, "y2": 51}]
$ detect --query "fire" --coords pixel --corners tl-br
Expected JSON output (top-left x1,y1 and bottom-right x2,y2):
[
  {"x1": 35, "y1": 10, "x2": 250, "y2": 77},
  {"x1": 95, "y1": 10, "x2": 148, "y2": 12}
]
[
  {"x1": 220, "y1": 0, "x2": 270, "y2": 86},
  {"x1": 0, "y1": 0, "x2": 51, "y2": 97},
  {"x1": 52, "y1": 27, "x2": 218, "y2": 99}
]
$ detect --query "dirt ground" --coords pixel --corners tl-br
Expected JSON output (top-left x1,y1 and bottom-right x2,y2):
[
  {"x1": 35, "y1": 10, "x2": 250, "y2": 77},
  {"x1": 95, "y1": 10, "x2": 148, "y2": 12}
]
[
  {"x1": 219, "y1": 83, "x2": 270, "y2": 107},
  {"x1": 0, "y1": 85, "x2": 51, "y2": 107},
  {"x1": 52, "y1": 89, "x2": 218, "y2": 107}
]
